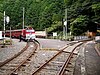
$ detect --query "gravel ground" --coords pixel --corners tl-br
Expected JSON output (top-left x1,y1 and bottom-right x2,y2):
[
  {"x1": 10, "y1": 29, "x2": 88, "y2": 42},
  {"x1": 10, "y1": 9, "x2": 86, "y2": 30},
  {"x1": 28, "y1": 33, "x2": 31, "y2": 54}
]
[
  {"x1": 14, "y1": 41, "x2": 82, "y2": 75},
  {"x1": 85, "y1": 42, "x2": 100, "y2": 75},
  {"x1": 15, "y1": 50, "x2": 58, "y2": 75},
  {"x1": 0, "y1": 39, "x2": 27, "y2": 62}
]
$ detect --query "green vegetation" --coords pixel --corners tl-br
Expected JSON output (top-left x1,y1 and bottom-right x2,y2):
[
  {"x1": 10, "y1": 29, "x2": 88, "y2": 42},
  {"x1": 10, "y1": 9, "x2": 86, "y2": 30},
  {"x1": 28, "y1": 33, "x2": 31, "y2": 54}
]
[
  {"x1": 0, "y1": 0, "x2": 100, "y2": 36},
  {"x1": 70, "y1": 15, "x2": 88, "y2": 35},
  {"x1": 0, "y1": 39, "x2": 12, "y2": 45}
]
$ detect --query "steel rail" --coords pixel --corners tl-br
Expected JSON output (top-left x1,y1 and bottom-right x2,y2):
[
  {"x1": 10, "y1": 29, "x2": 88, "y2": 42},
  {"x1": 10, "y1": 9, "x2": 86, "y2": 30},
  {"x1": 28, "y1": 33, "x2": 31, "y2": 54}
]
[
  {"x1": 57, "y1": 43, "x2": 83, "y2": 75},
  {"x1": 32, "y1": 44, "x2": 70, "y2": 75},
  {"x1": 95, "y1": 44, "x2": 100, "y2": 56},
  {"x1": 54, "y1": 49, "x2": 78, "y2": 55},
  {"x1": 0, "y1": 43, "x2": 29, "y2": 67},
  {"x1": 40, "y1": 48, "x2": 77, "y2": 55},
  {"x1": 10, "y1": 41, "x2": 39, "y2": 75},
  {"x1": 0, "y1": 41, "x2": 39, "y2": 75}
]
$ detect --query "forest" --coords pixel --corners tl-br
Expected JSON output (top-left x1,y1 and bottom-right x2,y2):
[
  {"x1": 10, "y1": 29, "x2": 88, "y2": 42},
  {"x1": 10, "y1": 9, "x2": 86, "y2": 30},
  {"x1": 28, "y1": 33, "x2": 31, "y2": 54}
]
[{"x1": 0, "y1": 0, "x2": 100, "y2": 36}]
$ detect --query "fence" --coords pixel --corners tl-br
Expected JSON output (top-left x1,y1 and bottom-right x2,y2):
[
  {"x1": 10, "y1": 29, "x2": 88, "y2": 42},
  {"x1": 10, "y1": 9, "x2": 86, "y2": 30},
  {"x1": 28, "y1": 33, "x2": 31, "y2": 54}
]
[{"x1": 74, "y1": 36, "x2": 88, "y2": 40}]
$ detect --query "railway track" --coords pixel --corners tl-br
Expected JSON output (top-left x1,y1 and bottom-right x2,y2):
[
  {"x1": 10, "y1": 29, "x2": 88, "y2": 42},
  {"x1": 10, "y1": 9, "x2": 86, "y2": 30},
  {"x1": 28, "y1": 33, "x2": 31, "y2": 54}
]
[
  {"x1": 0, "y1": 39, "x2": 87, "y2": 75},
  {"x1": 0, "y1": 40, "x2": 39, "y2": 75},
  {"x1": 31, "y1": 42, "x2": 83, "y2": 75}
]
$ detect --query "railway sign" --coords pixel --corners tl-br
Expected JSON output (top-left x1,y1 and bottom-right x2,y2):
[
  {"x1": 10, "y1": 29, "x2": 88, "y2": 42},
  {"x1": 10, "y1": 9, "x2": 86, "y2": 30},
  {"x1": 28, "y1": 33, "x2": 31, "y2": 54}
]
[
  {"x1": 6, "y1": 16, "x2": 10, "y2": 24},
  {"x1": 64, "y1": 21, "x2": 67, "y2": 26},
  {"x1": 53, "y1": 32, "x2": 57, "y2": 37}
]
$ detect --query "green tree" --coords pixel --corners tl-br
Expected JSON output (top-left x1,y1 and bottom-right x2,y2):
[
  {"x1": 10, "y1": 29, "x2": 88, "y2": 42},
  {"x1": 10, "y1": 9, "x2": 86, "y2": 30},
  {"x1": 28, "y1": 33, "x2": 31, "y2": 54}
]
[
  {"x1": 0, "y1": 0, "x2": 99, "y2": 36},
  {"x1": 70, "y1": 15, "x2": 89, "y2": 36}
]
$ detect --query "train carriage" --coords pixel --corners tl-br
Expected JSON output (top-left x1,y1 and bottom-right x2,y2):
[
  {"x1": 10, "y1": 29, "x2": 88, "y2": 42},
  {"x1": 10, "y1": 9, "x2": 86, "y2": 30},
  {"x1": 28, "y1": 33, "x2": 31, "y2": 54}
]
[{"x1": 4, "y1": 26, "x2": 35, "y2": 41}]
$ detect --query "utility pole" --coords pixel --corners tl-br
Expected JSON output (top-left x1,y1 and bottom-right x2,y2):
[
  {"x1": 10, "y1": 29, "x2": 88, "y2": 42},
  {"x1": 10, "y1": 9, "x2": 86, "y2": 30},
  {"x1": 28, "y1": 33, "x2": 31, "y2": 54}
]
[
  {"x1": 65, "y1": 8, "x2": 67, "y2": 39},
  {"x1": 6, "y1": 16, "x2": 10, "y2": 45},
  {"x1": 63, "y1": 25, "x2": 65, "y2": 39},
  {"x1": 3, "y1": 11, "x2": 5, "y2": 46},
  {"x1": 64, "y1": 9, "x2": 67, "y2": 39},
  {"x1": 23, "y1": 7, "x2": 25, "y2": 29}
]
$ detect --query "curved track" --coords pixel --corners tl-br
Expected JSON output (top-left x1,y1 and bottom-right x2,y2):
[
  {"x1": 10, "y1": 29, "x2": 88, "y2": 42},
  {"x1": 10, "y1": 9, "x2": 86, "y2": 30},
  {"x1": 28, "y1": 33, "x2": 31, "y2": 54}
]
[
  {"x1": 0, "y1": 40, "x2": 39, "y2": 75},
  {"x1": 31, "y1": 42, "x2": 83, "y2": 75}
]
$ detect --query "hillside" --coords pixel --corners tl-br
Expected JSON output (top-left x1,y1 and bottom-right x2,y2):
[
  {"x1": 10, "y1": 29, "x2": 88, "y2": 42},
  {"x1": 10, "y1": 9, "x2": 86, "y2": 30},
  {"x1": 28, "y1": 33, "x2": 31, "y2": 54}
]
[{"x1": 0, "y1": 0, "x2": 100, "y2": 35}]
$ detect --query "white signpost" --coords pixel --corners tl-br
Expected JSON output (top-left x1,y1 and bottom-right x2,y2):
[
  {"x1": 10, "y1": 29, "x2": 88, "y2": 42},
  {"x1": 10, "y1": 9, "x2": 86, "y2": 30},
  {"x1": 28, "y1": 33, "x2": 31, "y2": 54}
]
[
  {"x1": 53, "y1": 32, "x2": 57, "y2": 37},
  {"x1": 53, "y1": 32, "x2": 57, "y2": 39}
]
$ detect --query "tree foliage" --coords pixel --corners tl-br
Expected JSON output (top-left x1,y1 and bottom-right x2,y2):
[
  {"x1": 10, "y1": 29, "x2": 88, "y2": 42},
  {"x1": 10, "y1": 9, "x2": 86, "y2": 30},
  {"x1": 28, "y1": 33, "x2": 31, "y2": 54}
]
[
  {"x1": 70, "y1": 15, "x2": 89, "y2": 35},
  {"x1": 0, "y1": 0, "x2": 99, "y2": 35}
]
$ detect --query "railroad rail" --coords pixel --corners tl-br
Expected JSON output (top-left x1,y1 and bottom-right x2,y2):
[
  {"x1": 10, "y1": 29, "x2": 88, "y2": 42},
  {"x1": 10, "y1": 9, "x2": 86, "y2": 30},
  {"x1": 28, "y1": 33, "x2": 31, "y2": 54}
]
[
  {"x1": 31, "y1": 42, "x2": 83, "y2": 75},
  {"x1": 0, "y1": 39, "x2": 89, "y2": 75},
  {"x1": 0, "y1": 40, "x2": 39, "y2": 75},
  {"x1": 95, "y1": 42, "x2": 100, "y2": 56},
  {"x1": 58, "y1": 43, "x2": 82, "y2": 75},
  {"x1": 0, "y1": 43, "x2": 29, "y2": 67}
]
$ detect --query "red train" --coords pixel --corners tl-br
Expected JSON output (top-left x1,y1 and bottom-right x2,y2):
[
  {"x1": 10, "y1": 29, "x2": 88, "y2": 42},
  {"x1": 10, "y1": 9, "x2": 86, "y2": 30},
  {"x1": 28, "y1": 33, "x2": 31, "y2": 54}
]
[{"x1": 4, "y1": 26, "x2": 35, "y2": 40}]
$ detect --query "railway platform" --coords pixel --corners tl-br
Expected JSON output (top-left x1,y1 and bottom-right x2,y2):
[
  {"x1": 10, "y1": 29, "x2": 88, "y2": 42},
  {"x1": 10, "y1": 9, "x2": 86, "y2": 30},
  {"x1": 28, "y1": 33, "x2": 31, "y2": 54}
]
[{"x1": 0, "y1": 39, "x2": 27, "y2": 63}]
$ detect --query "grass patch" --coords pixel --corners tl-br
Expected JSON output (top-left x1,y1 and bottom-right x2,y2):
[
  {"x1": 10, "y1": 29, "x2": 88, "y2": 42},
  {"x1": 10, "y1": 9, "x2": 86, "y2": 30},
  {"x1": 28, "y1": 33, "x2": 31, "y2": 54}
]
[{"x1": 0, "y1": 39, "x2": 12, "y2": 45}]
